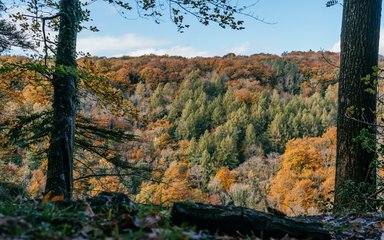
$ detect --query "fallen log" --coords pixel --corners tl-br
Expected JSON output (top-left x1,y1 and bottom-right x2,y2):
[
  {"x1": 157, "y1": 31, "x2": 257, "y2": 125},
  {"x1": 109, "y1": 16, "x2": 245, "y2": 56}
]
[{"x1": 171, "y1": 202, "x2": 331, "y2": 240}]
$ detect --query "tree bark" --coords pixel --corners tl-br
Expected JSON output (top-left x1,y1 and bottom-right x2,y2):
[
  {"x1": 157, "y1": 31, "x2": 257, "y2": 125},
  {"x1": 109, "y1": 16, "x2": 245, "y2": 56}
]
[
  {"x1": 171, "y1": 202, "x2": 331, "y2": 240},
  {"x1": 335, "y1": 0, "x2": 382, "y2": 210},
  {"x1": 45, "y1": 0, "x2": 80, "y2": 200}
]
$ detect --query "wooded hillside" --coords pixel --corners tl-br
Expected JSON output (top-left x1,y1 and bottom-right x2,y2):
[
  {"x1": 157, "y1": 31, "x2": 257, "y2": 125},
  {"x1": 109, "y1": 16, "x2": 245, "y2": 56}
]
[{"x1": 0, "y1": 51, "x2": 350, "y2": 215}]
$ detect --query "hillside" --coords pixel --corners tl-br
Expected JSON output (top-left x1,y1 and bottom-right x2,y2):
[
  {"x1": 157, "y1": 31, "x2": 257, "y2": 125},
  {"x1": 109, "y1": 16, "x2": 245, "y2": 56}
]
[{"x1": 1, "y1": 51, "x2": 342, "y2": 216}]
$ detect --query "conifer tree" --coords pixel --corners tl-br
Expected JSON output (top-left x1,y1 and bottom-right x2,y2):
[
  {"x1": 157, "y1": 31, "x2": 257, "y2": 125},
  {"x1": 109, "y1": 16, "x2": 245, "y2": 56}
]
[
  {"x1": 45, "y1": 0, "x2": 80, "y2": 199},
  {"x1": 217, "y1": 135, "x2": 238, "y2": 169},
  {"x1": 200, "y1": 149, "x2": 213, "y2": 188},
  {"x1": 244, "y1": 124, "x2": 257, "y2": 147}
]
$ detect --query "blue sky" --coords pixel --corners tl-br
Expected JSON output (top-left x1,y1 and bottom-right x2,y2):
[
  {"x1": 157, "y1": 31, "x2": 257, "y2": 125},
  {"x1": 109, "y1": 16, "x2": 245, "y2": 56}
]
[
  {"x1": 77, "y1": 0, "x2": 348, "y2": 57},
  {"x1": 7, "y1": 0, "x2": 383, "y2": 57}
]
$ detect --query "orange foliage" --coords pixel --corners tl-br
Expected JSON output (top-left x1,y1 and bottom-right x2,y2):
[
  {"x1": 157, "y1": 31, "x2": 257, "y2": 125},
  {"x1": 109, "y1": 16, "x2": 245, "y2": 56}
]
[
  {"x1": 139, "y1": 66, "x2": 166, "y2": 85},
  {"x1": 132, "y1": 149, "x2": 144, "y2": 160},
  {"x1": 22, "y1": 84, "x2": 50, "y2": 105},
  {"x1": 269, "y1": 128, "x2": 336, "y2": 216},
  {"x1": 89, "y1": 176, "x2": 125, "y2": 196},
  {"x1": 215, "y1": 167, "x2": 236, "y2": 191},
  {"x1": 136, "y1": 161, "x2": 204, "y2": 205},
  {"x1": 28, "y1": 169, "x2": 46, "y2": 197},
  {"x1": 43, "y1": 191, "x2": 65, "y2": 202},
  {"x1": 155, "y1": 133, "x2": 173, "y2": 150}
]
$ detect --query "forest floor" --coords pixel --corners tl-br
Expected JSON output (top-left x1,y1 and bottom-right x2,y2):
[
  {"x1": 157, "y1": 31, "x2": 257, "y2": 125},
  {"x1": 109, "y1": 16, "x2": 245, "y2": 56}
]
[{"x1": 0, "y1": 192, "x2": 382, "y2": 240}]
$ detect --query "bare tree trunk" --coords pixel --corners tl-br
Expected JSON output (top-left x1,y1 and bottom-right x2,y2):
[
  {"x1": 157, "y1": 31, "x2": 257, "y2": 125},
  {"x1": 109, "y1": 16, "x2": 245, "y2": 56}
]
[
  {"x1": 335, "y1": 0, "x2": 382, "y2": 211},
  {"x1": 45, "y1": 0, "x2": 79, "y2": 200}
]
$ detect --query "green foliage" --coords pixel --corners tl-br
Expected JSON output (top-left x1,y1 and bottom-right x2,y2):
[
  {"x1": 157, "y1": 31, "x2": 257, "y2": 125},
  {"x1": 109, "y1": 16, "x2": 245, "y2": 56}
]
[
  {"x1": 333, "y1": 180, "x2": 376, "y2": 214},
  {"x1": 267, "y1": 59, "x2": 301, "y2": 93},
  {"x1": 141, "y1": 66, "x2": 337, "y2": 190},
  {"x1": 217, "y1": 135, "x2": 238, "y2": 169},
  {"x1": 244, "y1": 124, "x2": 257, "y2": 147},
  {"x1": 0, "y1": 182, "x2": 28, "y2": 201},
  {"x1": 326, "y1": 0, "x2": 339, "y2": 7},
  {"x1": 354, "y1": 128, "x2": 377, "y2": 154}
]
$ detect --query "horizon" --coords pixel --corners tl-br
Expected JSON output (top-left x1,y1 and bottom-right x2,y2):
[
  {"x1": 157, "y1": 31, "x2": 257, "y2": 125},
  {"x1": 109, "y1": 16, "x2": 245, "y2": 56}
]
[{"x1": 3, "y1": 49, "x2": 342, "y2": 60}]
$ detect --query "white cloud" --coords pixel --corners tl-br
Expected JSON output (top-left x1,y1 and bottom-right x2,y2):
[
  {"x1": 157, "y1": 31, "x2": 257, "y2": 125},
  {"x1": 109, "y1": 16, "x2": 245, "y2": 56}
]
[
  {"x1": 77, "y1": 33, "x2": 212, "y2": 57},
  {"x1": 77, "y1": 34, "x2": 168, "y2": 56},
  {"x1": 329, "y1": 41, "x2": 340, "y2": 53},
  {"x1": 128, "y1": 46, "x2": 211, "y2": 58},
  {"x1": 330, "y1": 28, "x2": 384, "y2": 55},
  {"x1": 380, "y1": 30, "x2": 384, "y2": 55},
  {"x1": 227, "y1": 42, "x2": 252, "y2": 55}
]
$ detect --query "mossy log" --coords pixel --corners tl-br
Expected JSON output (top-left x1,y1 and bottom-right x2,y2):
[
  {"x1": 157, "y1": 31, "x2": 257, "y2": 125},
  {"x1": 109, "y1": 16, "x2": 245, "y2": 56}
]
[{"x1": 171, "y1": 202, "x2": 331, "y2": 240}]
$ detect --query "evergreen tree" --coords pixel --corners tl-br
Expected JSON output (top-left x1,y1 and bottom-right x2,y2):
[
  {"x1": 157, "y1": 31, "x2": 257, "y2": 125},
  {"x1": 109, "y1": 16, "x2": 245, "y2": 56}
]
[
  {"x1": 198, "y1": 130, "x2": 213, "y2": 155},
  {"x1": 211, "y1": 96, "x2": 225, "y2": 126},
  {"x1": 268, "y1": 113, "x2": 284, "y2": 153},
  {"x1": 244, "y1": 124, "x2": 257, "y2": 147},
  {"x1": 188, "y1": 137, "x2": 200, "y2": 165},
  {"x1": 150, "y1": 84, "x2": 167, "y2": 119},
  {"x1": 222, "y1": 88, "x2": 240, "y2": 116},
  {"x1": 150, "y1": 84, "x2": 166, "y2": 109},
  {"x1": 45, "y1": 0, "x2": 81, "y2": 199},
  {"x1": 251, "y1": 91, "x2": 271, "y2": 134},
  {"x1": 217, "y1": 135, "x2": 238, "y2": 169},
  {"x1": 175, "y1": 99, "x2": 196, "y2": 139},
  {"x1": 200, "y1": 149, "x2": 213, "y2": 189}
]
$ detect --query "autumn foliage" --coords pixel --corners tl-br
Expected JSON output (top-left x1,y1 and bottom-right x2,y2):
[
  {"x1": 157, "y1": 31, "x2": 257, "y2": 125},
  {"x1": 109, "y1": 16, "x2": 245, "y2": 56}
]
[
  {"x1": 136, "y1": 161, "x2": 204, "y2": 205},
  {"x1": 0, "y1": 52, "x2": 345, "y2": 214},
  {"x1": 269, "y1": 128, "x2": 336, "y2": 215}
]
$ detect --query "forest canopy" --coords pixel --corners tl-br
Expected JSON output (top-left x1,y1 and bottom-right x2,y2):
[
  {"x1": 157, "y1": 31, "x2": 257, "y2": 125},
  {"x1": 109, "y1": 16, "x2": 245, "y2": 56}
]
[{"x1": 0, "y1": 51, "x2": 345, "y2": 215}]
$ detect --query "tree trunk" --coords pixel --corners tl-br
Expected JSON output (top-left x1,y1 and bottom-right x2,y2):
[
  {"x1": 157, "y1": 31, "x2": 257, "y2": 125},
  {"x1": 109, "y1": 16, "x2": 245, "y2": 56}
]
[
  {"x1": 45, "y1": 0, "x2": 80, "y2": 200},
  {"x1": 171, "y1": 202, "x2": 331, "y2": 240},
  {"x1": 335, "y1": 0, "x2": 382, "y2": 210}
]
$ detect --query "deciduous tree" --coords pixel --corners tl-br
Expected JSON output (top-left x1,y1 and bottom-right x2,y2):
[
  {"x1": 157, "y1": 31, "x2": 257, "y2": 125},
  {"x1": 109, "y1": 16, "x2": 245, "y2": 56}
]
[{"x1": 329, "y1": 0, "x2": 382, "y2": 211}]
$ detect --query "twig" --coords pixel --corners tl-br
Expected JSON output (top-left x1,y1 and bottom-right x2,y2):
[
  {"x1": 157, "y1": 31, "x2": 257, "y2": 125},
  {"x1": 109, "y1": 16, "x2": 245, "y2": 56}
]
[
  {"x1": 74, "y1": 172, "x2": 164, "y2": 185},
  {"x1": 344, "y1": 113, "x2": 380, "y2": 128},
  {"x1": 22, "y1": 14, "x2": 61, "y2": 65},
  {"x1": 42, "y1": 15, "x2": 61, "y2": 65},
  {"x1": 362, "y1": 197, "x2": 384, "y2": 202},
  {"x1": 74, "y1": 158, "x2": 107, "y2": 190},
  {"x1": 367, "y1": 187, "x2": 384, "y2": 198},
  {"x1": 320, "y1": 49, "x2": 339, "y2": 68}
]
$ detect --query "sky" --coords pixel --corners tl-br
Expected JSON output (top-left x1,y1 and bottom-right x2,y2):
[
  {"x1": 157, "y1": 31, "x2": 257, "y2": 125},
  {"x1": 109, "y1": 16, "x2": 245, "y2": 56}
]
[
  {"x1": 7, "y1": 0, "x2": 384, "y2": 57},
  {"x1": 77, "y1": 0, "x2": 348, "y2": 57}
]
